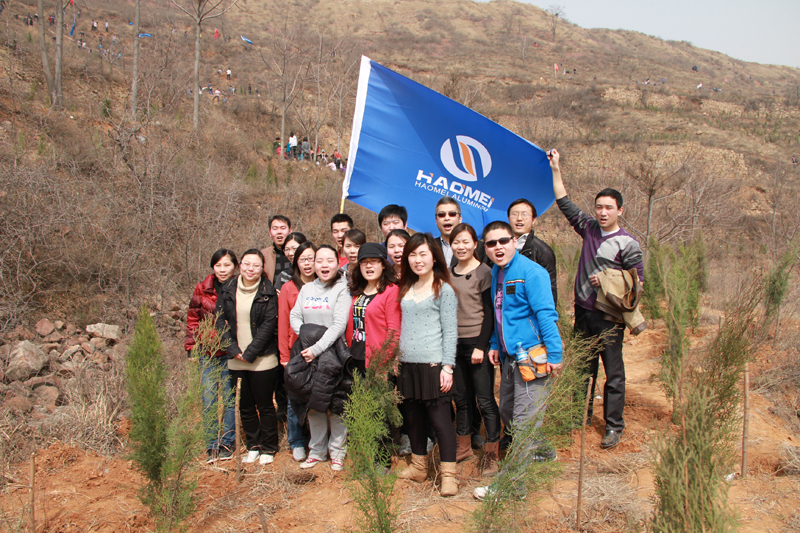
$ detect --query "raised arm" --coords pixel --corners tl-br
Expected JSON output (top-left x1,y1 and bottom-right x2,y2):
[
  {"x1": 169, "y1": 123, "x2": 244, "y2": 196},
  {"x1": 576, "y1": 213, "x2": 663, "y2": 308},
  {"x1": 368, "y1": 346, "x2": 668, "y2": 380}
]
[{"x1": 549, "y1": 148, "x2": 567, "y2": 200}]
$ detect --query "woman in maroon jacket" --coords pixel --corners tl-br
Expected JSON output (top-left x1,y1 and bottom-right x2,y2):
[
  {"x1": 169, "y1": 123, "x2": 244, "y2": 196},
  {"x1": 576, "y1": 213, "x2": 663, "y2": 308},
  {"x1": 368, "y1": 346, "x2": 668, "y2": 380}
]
[{"x1": 185, "y1": 248, "x2": 238, "y2": 463}]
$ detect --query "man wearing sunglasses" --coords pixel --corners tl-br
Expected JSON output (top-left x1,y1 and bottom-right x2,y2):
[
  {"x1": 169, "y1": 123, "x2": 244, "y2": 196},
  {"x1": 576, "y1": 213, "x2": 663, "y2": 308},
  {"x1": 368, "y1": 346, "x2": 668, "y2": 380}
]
[
  {"x1": 433, "y1": 197, "x2": 463, "y2": 267},
  {"x1": 473, "y1": 220, "x2": 562, "y2": 501},
  {"x1": 550, "y1": 148, "x2": 644, "y2": 450}
]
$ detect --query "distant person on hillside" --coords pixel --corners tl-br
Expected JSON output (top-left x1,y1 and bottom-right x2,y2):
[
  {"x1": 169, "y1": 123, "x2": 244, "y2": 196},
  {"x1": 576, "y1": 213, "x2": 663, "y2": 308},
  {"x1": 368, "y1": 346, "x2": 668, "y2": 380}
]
[
  {"x1": 289, "y1": 132, "x2": 298, "y2": 159},
  {"x1": 105, "y1": 21, "x2": 108, "y2": 32},
  {"x1": 333, "y1": 149, "x2": 342, "y2": 168},
  {"x1": 301, "y1": 137, "x2": 311, "y2": 161},
  {"x1": 550, "y1": 148, "x2": 644, "y2": 450},
  {"x1": 227, "y1": 68, "x2": 231, "y2": 80},
  {"x1": 793, "y1": 156, "x2": 798, "y2": 168}
]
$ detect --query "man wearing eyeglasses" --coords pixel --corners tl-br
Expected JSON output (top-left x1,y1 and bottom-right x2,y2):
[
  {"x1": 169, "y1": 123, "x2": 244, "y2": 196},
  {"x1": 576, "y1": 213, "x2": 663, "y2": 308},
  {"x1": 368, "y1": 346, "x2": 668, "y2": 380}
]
[
  {"x1": 550, "y1": 148, "x2": 644, "y2": 450},
  {"x1": 433, "y1": 197, "x2": 462, "y2": 268},
  {"x1": 473, "y1": 220, "x2": 562, "y2": 501},
  {"x1": 507, "y1": 199, "x2": 557, "y2": 305}
]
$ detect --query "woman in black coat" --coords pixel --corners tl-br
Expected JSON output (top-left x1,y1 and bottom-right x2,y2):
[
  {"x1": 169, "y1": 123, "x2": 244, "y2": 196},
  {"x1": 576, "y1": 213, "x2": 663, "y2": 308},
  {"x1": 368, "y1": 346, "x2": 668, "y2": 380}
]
[{"x1": 216, "y1": 249, "x2": 280, "y2": 465}]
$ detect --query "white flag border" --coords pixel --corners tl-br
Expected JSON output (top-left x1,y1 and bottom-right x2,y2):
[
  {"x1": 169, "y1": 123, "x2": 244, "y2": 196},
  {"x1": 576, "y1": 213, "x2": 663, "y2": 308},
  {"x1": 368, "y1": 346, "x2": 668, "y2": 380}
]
[{"x1": 341, "y1": 56, "x2": 373, "y2": 202}]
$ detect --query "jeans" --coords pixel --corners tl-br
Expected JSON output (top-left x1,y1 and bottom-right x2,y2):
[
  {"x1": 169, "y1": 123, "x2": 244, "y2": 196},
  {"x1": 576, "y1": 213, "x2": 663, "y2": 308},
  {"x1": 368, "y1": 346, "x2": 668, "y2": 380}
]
[
  {"x1": 307, "y1": 410, "x2": 347, "y2": 461},
  {"x1": 229, "y1": 367, "x2": 279, "y2": 453},
  {"x1": 201, "y1": 355, "x2": 236, "y2": 450},
  {"x1": 574, "y1": 305, "x2": 626, "y2": 432},
  {"x1": 286, "y1": 400, "x2": 306, "y2": 450},
  {"x1": 453, "y1": 344, "x2": 500, "y2": 442}
]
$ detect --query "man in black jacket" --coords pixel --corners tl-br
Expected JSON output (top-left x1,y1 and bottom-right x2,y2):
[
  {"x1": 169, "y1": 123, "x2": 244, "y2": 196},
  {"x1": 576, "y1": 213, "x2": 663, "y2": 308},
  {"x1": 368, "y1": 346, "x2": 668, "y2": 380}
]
[{"x1": 508, "y1": 199, "x2": 557, "y2": 305}]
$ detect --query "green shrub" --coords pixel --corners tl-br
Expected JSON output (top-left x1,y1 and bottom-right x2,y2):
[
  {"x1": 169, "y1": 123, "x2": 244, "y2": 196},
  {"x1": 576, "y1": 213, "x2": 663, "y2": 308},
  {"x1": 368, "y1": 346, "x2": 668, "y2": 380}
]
[{"x1": 343, "y1": 336, "x2": 402, "y2": 533}]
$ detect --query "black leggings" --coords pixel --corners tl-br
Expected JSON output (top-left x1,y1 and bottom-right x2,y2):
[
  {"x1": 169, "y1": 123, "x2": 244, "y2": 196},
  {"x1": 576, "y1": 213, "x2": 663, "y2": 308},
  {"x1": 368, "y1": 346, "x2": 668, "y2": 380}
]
[
  {"x1": 404, "y1": 399, "x2": 457, "y2": 462},
  {"x1": 229, "y1": 367, "x2": 279, "y2": 453},
  {"x1": 453, "y1": 344, "x2": 500, "y2": 442}
]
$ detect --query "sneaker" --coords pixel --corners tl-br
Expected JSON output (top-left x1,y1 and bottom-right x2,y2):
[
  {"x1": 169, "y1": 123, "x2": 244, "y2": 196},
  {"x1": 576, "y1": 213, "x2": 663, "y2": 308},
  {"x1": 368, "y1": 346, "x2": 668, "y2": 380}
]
[
  {"x1": 259, "y1": 453, "x2": 274, "y2": 465},
  {"x1": 397, "y1": 434, "x2": 412, "y2": 457},
  {"x1": 473, "y1": 485, "x2": 495, "y2": 501},
  {"x1": 206, "y1": 449, "x2": 218, "y2": 464},
  {"x1": 300, "y1": 457, "x2": 323, "y2": 469},
  {"x1": 218, "y1": 447, "x2": 233, "y2": 461},
  {"x1": 532, "y1": 450, "x2": 558, "y2": 462},
  {"x1": 292, "y1": 447, "x2": 307, "y2": 462},
  {"x1": 242, "y1": 450, "x2": 260, "y2": 464},
  {"x1": 331, "y1": 458, "x2": 344, "y2": 471},
  {"x1": 473, "y1": 485, "x2": 526, "y2": 501},
  {"x1": 601, "y1": 429, "x2": 622, "y2": 449}
]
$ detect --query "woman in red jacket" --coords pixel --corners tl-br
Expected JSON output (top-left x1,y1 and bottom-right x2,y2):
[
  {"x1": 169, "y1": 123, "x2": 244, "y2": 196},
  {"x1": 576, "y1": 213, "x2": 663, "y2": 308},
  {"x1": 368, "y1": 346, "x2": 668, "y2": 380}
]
[
  {"x1": 184, "y1": 248, "x2": 238, "y2": 463},
  {"x1": 278, "y1": 241, "x2": 317, "y2": 462},
  {"x1": 345, "y1": 243, "x2": 401, "y2": 371}
]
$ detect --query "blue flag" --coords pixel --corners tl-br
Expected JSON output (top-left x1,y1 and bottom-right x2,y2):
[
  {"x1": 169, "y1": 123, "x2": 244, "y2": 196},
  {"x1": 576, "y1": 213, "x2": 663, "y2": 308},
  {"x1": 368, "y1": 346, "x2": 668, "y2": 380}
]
[
  {"x1": 241, "y1": 36, "x2": 252, "y2": 44},
  {"x1": 343, "y1": 57, "x2": 554, "y2": 236},
  {"x1": 69, "y1": 15, "x2": 75, "y2": 37},
  {"x1": 138, "y1": 33, "x2": 152, "y2": 38}
]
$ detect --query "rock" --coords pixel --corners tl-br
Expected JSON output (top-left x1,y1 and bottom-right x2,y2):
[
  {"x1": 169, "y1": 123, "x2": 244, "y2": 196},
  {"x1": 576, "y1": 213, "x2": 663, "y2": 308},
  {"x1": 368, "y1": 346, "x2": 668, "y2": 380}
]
[
  {"x1": 4, "y1": 395, "x2": 33, "y2": 413},
  {"x1": 54, "y1": 320, "x2": 65, "y2": 330},
  {"x1": 0, "y1": 344, "x2": 10, "y2": 363},
  {"x1": 0, "y1": 368, "x2": 4, "y2": 382},
  {"x1": 65, "y1": 323, "x2": 79, "y2": 335},
  {"x1": 89, "y1": 337, "x2": 107, "y2": 350},
  {"x1": 34, "y1": 385, "x2": 60, "y2": 411},
  {"x1": 36, "y1": 318, "x2": 55, "y2": 336},
  {"x1": 90, "y1": 352, "x2": 108, "y2": 365},
  {"x1": 8, "y1": 380, "x2": 31, "y2": 398},
  {"x1": 170, "y1": 303, "x2": 181, "y2": 312},
  {"x1": 48, "y1": 349, "x2": 60, "y2": 362},
  {"x1": 12, "y1": 326, "x2": 35, "y2": 341},
  {"x1": 86, "y1": 323, "x2": 121, "y2": 342},
  {"x1": 6, "y1": 341, "x2": 48, "y2": 381},
  {"x1": 80, "y1": 342, "x2": 95, "y2": 354},
  {"x1": 56, "y1": 361, "x2": 79, "y2": 375},
  {"x1": 24, "y1": 375, "x2": 60, "y2": 389},
  {"x1": 60, "y1": 345, "x2": 82, "y2": 361},
  {"x1": 43, "y1": 331, "x2": 63, "y2": 343}
]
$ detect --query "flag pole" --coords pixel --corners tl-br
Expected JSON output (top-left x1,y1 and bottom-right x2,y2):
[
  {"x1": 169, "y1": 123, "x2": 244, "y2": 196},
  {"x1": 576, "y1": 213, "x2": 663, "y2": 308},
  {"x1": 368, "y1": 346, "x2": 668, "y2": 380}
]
[{"x1": 339, "y1": 197, "x2": 345, "y2": 214}]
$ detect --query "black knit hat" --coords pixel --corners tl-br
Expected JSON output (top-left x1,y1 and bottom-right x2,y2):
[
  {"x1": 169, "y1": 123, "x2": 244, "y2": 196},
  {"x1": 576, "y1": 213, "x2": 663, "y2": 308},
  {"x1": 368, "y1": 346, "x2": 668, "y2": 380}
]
[{"x1": 357, "y1": 242, "x2": 387, "y2": 262}]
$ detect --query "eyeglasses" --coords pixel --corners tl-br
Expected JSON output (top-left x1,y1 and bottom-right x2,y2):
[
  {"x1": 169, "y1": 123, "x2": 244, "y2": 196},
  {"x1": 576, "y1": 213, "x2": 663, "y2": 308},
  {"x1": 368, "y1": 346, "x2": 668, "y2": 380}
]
[
  {"x1": 510, "y1": 212, "x2": 532, "y2": 219},
  {"x1": 485, "y1": 237, "x2": 512, "y2": 248},
  {"x1": 297, "y1": 257, "x2": 314, "y2": 264},
  {"x1": 436, "y1": 211, "x2": 460, "y2": 218}
]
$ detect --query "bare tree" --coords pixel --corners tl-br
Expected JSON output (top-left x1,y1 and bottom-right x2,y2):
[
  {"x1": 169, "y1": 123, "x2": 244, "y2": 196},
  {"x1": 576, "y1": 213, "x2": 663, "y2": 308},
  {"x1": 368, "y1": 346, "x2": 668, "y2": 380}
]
[
  {"x1": 170, "y1": 0, "x2": 240, "y2": 130},
  {"x1": 53, "y1": 0, "x2": 63, "y2": 107},
  {"x1": 130, "y1": 0, "x2": 140, "y2": 120},
  {"x1": 37, "y1": 0, "x2": 56, "y2": 105},
  {"x1": 547, "y1": 5, "x2": 565, "y2": 41},
  {"x1": 260, "y1": 23, "x2": 308, "y2": 156}
]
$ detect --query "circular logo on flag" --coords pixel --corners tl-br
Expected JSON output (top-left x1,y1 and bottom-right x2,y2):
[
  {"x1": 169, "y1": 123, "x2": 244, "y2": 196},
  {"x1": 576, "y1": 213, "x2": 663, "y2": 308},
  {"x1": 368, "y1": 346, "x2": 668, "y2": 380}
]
[{"x1": 440, "y1": 136, "x2": 492, "y2": 182}]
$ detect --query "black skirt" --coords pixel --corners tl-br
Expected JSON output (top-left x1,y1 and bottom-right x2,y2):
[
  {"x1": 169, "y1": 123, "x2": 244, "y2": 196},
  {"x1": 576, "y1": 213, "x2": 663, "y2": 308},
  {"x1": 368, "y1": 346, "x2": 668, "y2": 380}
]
[{"x1": 397, "y1": 362, "x2": 452, "y2": 405}]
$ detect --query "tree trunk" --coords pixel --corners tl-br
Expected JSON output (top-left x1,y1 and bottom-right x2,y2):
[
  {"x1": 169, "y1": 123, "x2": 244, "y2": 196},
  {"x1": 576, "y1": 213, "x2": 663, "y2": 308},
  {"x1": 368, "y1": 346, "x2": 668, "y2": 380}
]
[
  {"x1": 130, "y1": 0, "x2": 140, "y2": 120},
  {"x1": 193, "y1": 20, "x2": 201, "y2": 130},
  {"x1": 54, "y1": 0, "x2": 64, "y2": 107},
  {"x1": 37, "y1": 0, "x2": 56, "y2": 105},
  {"x1": 644, "y1": 192, "x2": 654, "y2": 263}
]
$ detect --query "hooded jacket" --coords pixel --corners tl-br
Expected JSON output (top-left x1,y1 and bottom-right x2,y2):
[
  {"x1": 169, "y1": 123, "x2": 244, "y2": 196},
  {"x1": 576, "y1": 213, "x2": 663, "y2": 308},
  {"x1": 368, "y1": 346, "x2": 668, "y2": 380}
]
[
  {"x1": 489, "y1": 252, "x2": 563, "y2": 363},
  {"x1": 285, "y1": 323, "x2": 354, "y2": 421}
]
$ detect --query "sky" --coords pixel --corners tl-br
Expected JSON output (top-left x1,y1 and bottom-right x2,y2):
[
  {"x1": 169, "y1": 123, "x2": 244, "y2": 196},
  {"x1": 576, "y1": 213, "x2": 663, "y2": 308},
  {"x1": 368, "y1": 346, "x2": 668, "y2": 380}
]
[{"x1": 487, "y1": 0, "x2": 800, "y2": 69}]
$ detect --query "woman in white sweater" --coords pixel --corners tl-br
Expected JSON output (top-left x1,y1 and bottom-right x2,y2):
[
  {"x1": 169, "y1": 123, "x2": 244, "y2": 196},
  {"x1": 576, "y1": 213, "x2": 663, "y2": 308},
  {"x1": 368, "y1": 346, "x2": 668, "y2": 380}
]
[{"x1": 290, "y1": 245, "x2": 352, "y2": 471}]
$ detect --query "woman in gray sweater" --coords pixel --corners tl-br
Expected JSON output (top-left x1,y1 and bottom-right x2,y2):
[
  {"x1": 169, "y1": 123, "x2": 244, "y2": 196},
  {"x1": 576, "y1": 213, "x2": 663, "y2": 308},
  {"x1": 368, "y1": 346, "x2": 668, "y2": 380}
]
[
  {"x1": 290, "y1": 245, "x2": 352, "y2": 471},
  {"x1": 396, "y1": 233, "x2": 459, "y2": 497}
]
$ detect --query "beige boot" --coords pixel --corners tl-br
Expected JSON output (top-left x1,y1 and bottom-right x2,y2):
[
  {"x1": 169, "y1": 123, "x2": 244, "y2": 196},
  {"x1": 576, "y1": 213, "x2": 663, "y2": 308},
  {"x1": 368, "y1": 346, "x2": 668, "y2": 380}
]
[
  {"x1": 456, "y1": 435, "x2": 473, "y2": 462},
  {"x1": 481, "y1": 442, "x2": 500, "y2": 477},
  {"x1": 439, "y1": 462, "x2": 459, "y2": 497},
  {"x1": 397, "y1": 453, "x2": 428, "y2": 482}
]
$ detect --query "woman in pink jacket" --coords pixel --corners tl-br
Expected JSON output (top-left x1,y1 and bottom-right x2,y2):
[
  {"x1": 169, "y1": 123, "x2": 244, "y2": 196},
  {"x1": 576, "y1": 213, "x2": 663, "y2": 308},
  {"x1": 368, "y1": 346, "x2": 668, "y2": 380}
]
[{"x1": 345, "y1": 243, "x2": 401, "y2": 371}]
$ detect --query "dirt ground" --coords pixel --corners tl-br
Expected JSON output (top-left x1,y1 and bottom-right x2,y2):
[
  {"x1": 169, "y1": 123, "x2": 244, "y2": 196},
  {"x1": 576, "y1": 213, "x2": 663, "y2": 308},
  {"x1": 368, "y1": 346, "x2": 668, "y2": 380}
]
[{"x1": 2, "y1": 323, "x2": 799, "y2": 532}]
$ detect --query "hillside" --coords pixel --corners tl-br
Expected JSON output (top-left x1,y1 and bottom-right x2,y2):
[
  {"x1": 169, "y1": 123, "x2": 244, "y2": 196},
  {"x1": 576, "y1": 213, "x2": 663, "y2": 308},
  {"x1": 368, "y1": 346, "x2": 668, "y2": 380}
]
[{"x1": 1, "y1": 0, "x2": 799, "y2": 531}]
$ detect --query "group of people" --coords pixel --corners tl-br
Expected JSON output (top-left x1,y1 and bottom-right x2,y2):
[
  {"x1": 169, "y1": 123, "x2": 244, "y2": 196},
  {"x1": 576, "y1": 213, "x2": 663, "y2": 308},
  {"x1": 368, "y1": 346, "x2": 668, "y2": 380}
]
[
  {"x1": 279, "y1": 133, "x2": 343, "y2": 168},
  {"x1": 184, "y1": 149, "x2": 644, "y2": 499}
]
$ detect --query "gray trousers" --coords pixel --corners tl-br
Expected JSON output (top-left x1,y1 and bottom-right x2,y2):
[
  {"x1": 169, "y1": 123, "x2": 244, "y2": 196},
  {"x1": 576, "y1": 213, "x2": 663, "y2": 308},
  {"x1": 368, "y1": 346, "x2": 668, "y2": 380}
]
[
  {"x1": 498, "y1": 356, "x2": 551, "y2": 435},
  {"x1": 307, "y1": 409, "x2": 347, "y2": 461}
]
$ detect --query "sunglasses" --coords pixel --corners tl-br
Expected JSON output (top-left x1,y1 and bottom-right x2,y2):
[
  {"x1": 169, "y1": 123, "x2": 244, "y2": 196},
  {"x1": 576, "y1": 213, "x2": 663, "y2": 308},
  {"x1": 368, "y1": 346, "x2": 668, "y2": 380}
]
[
  {"x1": 436, "y1": 211, "x2": 460, "y2": 218},
  {"x1": 485, "y1": 237, "x2": 512, "y2": 248}
]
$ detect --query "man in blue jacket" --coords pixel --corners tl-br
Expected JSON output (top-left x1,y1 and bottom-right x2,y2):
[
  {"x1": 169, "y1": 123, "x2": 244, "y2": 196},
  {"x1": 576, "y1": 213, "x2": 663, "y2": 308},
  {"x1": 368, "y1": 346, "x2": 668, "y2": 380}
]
[{"x1": 473, "y1": 221, "x2": 563, "y2": 500}]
